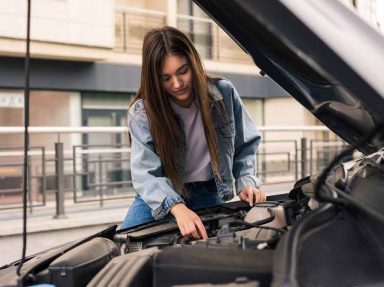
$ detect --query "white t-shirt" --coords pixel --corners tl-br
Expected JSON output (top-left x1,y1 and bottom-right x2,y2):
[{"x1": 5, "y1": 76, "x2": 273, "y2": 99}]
[{"x1": 170, "y1": 100, "x2": 213, "y2": 183}]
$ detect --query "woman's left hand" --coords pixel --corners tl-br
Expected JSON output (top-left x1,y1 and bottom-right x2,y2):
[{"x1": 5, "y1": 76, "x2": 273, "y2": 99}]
[{"x1": 239, "y1": 187, "x2": 266, "y2": 207}]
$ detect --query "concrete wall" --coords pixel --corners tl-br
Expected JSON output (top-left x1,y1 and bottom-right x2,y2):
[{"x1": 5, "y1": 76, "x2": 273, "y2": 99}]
[
  {"x1": 264, "y1": 97, "x2": 306, "y2": 126},
  {"x1": 0, "y1": 0, "x2": 114, "y2": 47},
  {"x1": 242, "y1": 98, "x2": 263, "y2": 127},
  {"x1": 264, "y1": 97, "x2": 317, "y2": 143},
  {"x1": 0, "y1": 0, "x2": 114, "y2": 60},
  {"x1": 116, "y1": 0, "x2": 167, "y2": 11}
]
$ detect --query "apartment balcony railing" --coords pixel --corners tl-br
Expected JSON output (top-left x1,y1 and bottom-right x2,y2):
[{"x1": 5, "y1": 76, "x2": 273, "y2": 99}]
[
  {"x1": 115, "y1": 7, "x2": 167, "y2": 54},
  {"x1": 114, "y1": 7, "x2": 252, "y2": 64},
  {"x1": 0, "y1": 126, "x2": 346, "y2": 214}
]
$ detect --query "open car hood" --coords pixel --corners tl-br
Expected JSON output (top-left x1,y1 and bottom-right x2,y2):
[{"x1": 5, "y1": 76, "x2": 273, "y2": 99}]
[{"x1": 193, "y1": 0, "x2": 384, "y2": 154}]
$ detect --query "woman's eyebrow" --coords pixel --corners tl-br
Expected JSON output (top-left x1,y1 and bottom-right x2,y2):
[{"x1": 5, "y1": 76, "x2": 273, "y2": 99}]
[{"x1": 177, "y1": 63, "x2": 189, "y2": 71}]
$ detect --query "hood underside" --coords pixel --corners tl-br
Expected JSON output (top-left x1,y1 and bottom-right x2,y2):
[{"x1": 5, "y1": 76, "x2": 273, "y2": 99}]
[{"x1": 193, "y1": 0, "x2": 384, "y2": 154}]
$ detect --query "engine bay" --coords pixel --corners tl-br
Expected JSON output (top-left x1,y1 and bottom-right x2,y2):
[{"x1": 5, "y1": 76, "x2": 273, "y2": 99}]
[
  {"x1": 115, "y1": 198, "x2": 301, "y2": 254},
  {"x1": 87, "y1": 191, "x2": 314, "y2": 287},
  {"x1": 3, "y1": 150, "x2": 384, "y2": 287},
  {"x1": 89, "y1": 150, "x2": 384, "y2": 286}
]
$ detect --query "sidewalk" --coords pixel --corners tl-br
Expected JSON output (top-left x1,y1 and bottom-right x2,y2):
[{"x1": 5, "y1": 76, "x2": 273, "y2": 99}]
[
  {"x1": 0, "y1": 197, "x2": 133, "y2": 237},
  {"x1": 0, "y1": 182, "x2": 292, "y2": 235}
]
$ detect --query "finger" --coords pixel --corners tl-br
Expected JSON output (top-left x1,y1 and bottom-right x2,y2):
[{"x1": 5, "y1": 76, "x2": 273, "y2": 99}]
[
  {"x1": 195, "y1": 218, "x2": 208, "y2": 239},
  {"x1": 257, "y1": 190, "x2": 266, "y2": 202},
  {"x1": 183, "y1": 226, "x2": 192, "y2": 238},
  {"x1": 255, "y1": 189, "x2": 262, "y2": 203},
  {"x1": 178, "y1": 223, "x2": 186, "y2": 237},
  {"x1": 188, "y1": 222, "x2": 200, "y2": 239},
  {"x1": 248, "y1": 189, "x2": 254, "y2": 207},
  {"x1": 239, "y1": 190, "x2": 247, "y2": 201}
]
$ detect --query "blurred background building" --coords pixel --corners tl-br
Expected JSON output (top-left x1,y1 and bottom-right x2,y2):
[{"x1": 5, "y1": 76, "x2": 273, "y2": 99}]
[
  {"x1": 0, "y1": 0, "x2": 382, "y2": 204},
  {"x1": 0, "y1": 0, "x2": 297, "y2": 147}
]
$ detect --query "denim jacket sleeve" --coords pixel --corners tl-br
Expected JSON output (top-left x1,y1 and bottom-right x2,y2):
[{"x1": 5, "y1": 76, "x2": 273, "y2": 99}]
[
  {"x1": 227, "y1": 81, "x2": 263, "y2": 194},
  {"x1": 128, "y1": 101, "x2": 185, "y2": 220}
]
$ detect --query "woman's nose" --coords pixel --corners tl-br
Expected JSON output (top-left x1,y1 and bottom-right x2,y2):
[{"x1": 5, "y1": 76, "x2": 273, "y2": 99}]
[{"x1": 173, "y1": 77, "x2": 182, "y2": 89}]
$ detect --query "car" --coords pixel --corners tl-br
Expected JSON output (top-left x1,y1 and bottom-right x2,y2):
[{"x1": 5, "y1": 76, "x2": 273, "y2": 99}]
[{"x1": 1, "y1": 0, "x2": 384, "y2": 286}]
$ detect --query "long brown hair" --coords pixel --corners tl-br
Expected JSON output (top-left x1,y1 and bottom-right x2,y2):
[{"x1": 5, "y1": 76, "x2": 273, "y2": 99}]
[{"x1": 130, "y1": 26, "x2": 220, "y2": 196}]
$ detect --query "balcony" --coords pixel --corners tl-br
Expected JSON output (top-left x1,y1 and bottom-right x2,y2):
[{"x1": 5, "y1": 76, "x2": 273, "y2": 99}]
[{"x1": 114, "y1": 7, "x2": 252, "y2": 64}]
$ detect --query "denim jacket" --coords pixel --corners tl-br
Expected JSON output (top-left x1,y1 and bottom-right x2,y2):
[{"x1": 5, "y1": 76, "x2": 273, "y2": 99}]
[{"x1": 128, "y1": 79, "x2": 262, "y2": 220}]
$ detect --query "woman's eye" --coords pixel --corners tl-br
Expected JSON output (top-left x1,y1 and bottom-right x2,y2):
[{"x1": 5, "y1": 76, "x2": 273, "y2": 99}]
[
  {"x1": 179, "y1": 67, "x2": 188, "y2": 74},
  {"x1": 163, "y1": 77, "x2": 170, "y2": 82}
]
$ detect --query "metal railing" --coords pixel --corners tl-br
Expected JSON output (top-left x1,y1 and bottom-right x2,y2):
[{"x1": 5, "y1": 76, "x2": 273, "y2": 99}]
[
  {"x1": 72, "y1": 144, "x2": 132, "y2": 207},
  {"x1": 257, "y1": 139, "x2": 299, "y2": 183},
  {"x1": 115, "y1": 6, "x2": 167, "y2": 54},
  {"x1": 0, "y1": 126, "x2": 346, "y2": 215},
  {"x1": 114, "y1": 7, "x2": 251, "y2": 64},
  {"x1": 0, "y1": 146, "x2": 46, "y2": 211}
]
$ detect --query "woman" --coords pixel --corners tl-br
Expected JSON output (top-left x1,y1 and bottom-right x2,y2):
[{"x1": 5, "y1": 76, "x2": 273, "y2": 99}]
[{"x1": 121, "y1": 26, "x2": 265, "y2": 239}]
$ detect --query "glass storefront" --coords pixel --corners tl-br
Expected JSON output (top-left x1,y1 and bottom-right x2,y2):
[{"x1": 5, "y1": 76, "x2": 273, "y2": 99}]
[{"x1": 80, "y1": 92, "x2": 133, "y2": 195}]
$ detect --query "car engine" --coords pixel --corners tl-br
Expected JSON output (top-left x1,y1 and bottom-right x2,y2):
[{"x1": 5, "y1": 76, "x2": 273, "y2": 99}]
[{"x1": 2, "y1": 150, "x2": 384, "y2": 287}]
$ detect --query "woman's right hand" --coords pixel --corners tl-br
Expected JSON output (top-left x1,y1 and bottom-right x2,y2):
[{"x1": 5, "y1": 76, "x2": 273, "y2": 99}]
[{"x1": 170, "y1": 203, "x2": 208, "y2": 240}]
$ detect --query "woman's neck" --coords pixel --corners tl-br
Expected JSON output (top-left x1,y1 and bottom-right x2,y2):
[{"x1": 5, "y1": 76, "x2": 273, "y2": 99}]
[{"x1": 170, "y1": 95, "x2": 195, "y2": 108}]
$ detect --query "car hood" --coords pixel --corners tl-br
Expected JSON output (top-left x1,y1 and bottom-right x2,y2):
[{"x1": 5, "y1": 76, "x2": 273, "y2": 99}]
[{"x1": 193, "y1": 0, "x2": 384, "y2": 154}]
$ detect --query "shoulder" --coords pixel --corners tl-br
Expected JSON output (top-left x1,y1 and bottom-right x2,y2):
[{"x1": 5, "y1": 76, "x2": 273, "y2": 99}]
[
  {"x1": 214, "y1": 78, "x2": 233, "y2": 89},
  {"x1": 128, "y1": 99, "x2": 151, "y2": 140},
  {"x1": 128, "y1": 99, "x2": 146, "y2": 116},
  {"x1": 209, "y1": 78, "x2": 243, "y2": 116},
  {"x1": 128, "y1": 99, "x2": 149, "y2": 128},
  {"x1": 209, "y1": 78, "x2": 239, "y2": 104},
  {"x1": 210, "y1": 78, "x2": 238, "y2": 99},
  {"x1": 212, "y1": 78, "x2": 234, "y2": 91}
]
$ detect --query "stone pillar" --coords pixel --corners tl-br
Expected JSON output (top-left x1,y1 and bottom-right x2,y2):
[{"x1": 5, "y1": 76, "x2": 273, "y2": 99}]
[{"x1": 167, "y1": 0, "x2": 177, "y2": 27}]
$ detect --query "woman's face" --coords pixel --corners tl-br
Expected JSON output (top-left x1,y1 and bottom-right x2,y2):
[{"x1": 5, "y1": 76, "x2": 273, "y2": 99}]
[{"x1": 162, "y1": 54, "x2": 193, "y2": 108}]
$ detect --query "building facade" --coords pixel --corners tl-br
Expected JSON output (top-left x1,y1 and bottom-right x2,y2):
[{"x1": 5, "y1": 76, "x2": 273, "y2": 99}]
[
  {"x1": 0, "y1": 0, "x2": 305, "y2": 149},
  {"x1": 0, "y1": 0, "x2": 382, "y2": 198}
]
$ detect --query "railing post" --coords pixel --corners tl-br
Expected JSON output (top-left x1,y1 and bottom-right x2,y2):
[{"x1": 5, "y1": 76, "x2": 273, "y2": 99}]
[
  {"x1": 122, "y1": 12, "x2": 127, "y2": 52},
  {"x1": 27, "y1": 156, "x2": 33, "y2": 214},
  {"x1": 98, "y1": 154, "x2": 104, "y2": 208},
  {"x1": 54, "y1": 142, "x2": 67, "y2": 219},
  {"x1": 294, "y1": 140, "x2": 298, "y2": 181},
  {"x1": 301, "y1": 138, "x2": 308, "y2": 178}
]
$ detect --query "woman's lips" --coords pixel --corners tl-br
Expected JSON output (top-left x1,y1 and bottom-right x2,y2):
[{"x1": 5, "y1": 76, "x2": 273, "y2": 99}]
[{"x1": 174, "y1": 87, "x2": 187, "y2": 95}]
